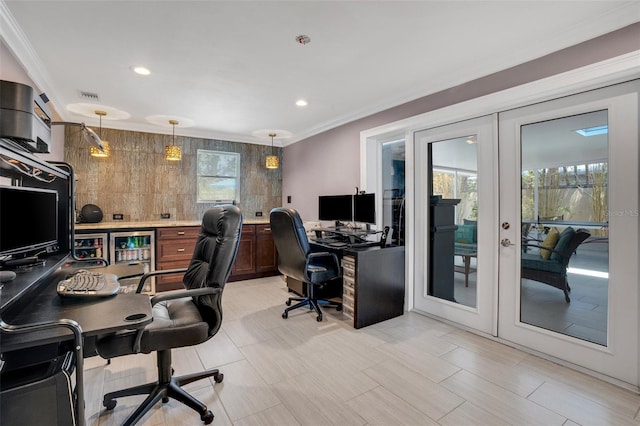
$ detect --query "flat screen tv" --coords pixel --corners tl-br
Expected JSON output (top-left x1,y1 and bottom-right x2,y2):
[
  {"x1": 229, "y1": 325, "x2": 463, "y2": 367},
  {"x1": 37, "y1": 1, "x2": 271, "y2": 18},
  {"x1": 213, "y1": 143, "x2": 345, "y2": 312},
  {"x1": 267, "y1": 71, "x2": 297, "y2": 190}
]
[
  {"x1": 354, "y1": 193, "x2": 376, "y2": 224},
  {"x1": 0, "y1": 185, "x2": 58, "y2": 257},
  {"x1": 318, "y1": 194, "x2": 353, "y2": 222}
]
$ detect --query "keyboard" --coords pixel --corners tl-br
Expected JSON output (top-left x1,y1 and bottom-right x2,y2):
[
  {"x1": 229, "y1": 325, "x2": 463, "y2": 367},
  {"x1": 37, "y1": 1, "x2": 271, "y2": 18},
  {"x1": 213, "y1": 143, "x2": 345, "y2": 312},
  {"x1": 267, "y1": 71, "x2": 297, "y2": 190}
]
[{"x1": 57, "y1": 270, "x2": 120, "y2": 298}]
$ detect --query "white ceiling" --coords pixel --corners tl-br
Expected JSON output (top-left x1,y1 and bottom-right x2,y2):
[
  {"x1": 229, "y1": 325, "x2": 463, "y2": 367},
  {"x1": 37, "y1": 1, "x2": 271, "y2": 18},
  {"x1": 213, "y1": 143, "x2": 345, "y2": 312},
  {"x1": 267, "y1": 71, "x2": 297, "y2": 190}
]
[{"x1": 2, "y1": 1, "x2": 638, "y2": 146}]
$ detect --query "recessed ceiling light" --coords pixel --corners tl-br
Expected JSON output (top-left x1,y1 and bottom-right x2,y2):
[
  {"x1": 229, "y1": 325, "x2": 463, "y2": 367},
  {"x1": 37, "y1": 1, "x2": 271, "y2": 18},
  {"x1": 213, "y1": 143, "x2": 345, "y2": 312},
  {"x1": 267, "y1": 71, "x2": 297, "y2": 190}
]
[
  {"x1": 296, "y1": 99, "x2": 308, "y2": 107},
  {"x1": 131, "y1": 66, "x2": 151, "y2": 76}
]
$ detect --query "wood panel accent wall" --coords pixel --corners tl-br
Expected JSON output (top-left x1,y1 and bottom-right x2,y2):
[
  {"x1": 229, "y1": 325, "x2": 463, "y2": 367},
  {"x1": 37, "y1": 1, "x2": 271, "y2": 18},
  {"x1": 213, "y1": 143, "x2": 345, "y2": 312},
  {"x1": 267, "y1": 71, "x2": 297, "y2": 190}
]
[{"x1": 64, "y1": 127, "x2": 281, "y2": 222}]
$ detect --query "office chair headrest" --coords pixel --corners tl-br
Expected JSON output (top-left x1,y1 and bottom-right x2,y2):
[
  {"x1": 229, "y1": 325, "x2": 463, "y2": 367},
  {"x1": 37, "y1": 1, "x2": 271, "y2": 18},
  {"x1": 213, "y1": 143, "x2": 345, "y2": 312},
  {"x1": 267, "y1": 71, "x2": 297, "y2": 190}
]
[{"x1": 201, "y1": 205, "x2": 243, "y2": 239}]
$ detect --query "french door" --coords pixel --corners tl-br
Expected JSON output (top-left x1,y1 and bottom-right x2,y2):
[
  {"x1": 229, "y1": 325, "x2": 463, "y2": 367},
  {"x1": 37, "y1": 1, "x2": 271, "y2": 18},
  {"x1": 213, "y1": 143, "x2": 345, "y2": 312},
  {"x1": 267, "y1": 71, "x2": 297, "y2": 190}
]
[
  {"x1": 498, "y1": 80, "x2": 639, "y2": 385},
  {"x1": 413, "y1": 80, "x2": 639, "y2": 385},
  {"x1": 414, "y1": 115, "x2": 498, "y2": 334}
]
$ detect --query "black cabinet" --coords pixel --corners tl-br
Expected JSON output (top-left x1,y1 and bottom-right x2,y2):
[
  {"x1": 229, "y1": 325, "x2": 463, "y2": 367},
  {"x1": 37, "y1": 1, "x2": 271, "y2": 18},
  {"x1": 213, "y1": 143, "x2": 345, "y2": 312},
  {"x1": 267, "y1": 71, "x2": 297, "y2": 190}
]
[
  {"x1": 429, "y1": 197, "x2": 460, "y2": 302},
  {"x1": 342, "y1": 246, "x2": 405, "y2": 329}
]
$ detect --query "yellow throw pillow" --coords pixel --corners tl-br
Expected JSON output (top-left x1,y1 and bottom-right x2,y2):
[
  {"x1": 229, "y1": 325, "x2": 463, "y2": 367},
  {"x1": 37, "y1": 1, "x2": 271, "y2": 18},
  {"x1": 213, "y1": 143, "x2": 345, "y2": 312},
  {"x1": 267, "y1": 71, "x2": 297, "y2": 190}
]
[{"x1": 540, "y1": 228, "x2": 560, "y2": 260}]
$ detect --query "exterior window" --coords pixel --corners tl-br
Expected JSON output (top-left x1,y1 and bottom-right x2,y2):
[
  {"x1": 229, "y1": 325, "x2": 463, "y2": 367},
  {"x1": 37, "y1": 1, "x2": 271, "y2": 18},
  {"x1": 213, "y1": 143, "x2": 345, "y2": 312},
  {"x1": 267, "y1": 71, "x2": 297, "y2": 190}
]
[{"x1": 197, "y1": 149, "x2": 240, "y2": 203}]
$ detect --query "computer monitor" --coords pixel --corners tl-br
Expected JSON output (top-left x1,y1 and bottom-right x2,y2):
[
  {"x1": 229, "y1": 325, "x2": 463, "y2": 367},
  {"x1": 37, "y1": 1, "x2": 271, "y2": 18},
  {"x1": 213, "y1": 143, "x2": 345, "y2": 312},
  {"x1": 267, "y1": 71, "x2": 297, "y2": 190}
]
[
  {"x1": 318, "y1": 194, "x2": 353, "y2": 222},
  {"x1": 354, "y1": 193, "x2": 376, "y2": 224},
  {"x1": 0, "y1": 185, "x2": 58, "y2": 257}
]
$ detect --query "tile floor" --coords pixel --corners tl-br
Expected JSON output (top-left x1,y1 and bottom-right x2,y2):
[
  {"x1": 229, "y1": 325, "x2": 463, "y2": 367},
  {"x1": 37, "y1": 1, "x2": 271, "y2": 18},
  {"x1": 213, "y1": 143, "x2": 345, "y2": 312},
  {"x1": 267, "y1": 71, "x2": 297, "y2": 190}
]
[{"x1": 85, "y1": 275, "x2": 640, "y2": 426}]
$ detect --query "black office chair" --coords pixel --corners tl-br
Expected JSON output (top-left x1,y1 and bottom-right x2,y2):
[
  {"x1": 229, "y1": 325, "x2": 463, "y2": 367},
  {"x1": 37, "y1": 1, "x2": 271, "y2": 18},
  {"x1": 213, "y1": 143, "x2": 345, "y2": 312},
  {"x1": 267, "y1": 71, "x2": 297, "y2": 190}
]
[
  {"x1": 270, "y1": 208, "x2": 341, "y2": 322},
  {"x1": 95, "y1": 205, "x2": 242, "y2": 425}
]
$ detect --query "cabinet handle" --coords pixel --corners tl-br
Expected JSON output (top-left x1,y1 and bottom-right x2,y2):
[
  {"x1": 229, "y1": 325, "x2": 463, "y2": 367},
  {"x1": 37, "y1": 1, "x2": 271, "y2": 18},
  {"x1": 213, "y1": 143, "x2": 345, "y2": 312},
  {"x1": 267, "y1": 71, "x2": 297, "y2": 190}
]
[
  {"x1": 263, "y1": 228, "x2": 271, "y2": 232},
  {"x1": 177, "y1": 231, "x2": 185, "y2": 235},
  {"x1": 177, "y1": 248, "x2": 185, "y2": 252}
]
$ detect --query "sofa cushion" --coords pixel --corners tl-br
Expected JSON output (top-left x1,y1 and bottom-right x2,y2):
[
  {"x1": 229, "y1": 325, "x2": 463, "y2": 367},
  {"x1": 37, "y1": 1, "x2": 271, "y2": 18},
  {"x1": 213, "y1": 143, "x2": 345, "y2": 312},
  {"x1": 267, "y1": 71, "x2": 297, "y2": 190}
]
[
  {"x1": 521, "y1": 253, "x2": 565, "y2": 274},
  {"x1": 455, "y1": 224, "x2": 476, "y2": 244},
  {"x1": 463, "y1": 219, "x2": 478, "y2": 242},
  {"x1": 540, "y1": 227, "x2": 559, "y2": 260},
  {"x1": 550, "y1": 227, "x2": 576, "y2": 262}
]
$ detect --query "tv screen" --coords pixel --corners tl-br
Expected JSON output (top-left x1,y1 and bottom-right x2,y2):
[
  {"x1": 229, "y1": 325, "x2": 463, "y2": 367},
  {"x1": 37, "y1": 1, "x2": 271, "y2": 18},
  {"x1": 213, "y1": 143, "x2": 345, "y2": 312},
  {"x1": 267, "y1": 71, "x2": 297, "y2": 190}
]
[
  {"x1": 354, "y1": 193, "x2": 376, "y2": 224},
  {"x1": 0, "y1": 186, "x2": 58, "y2": 257},
  {"x1": 318, "y1": 195, "x2": 353, "y2": 222}
]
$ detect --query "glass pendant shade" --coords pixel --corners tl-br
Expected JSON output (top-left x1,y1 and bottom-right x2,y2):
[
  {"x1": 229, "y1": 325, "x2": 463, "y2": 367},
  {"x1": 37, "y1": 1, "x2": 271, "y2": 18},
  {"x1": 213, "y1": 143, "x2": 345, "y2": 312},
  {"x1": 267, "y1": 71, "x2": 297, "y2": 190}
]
[
  {"x1": 90, "y1": 141, "x2": 110, "y2": 157},
  {"x1": 266, "y1": 132, "x2": 279, "y2": 169},
  {"x1": 165, "y1": 119, "x2": 181, "y2": 161},
  {"x1": 266, "y1": 155, "x2": 279, "y2": 169},
  {"x1": 90, "y1": 110, "x2": 110, "y2": 157},
  {"x1": 165, "y1": 145, "x2": 182, "y2": 161}
]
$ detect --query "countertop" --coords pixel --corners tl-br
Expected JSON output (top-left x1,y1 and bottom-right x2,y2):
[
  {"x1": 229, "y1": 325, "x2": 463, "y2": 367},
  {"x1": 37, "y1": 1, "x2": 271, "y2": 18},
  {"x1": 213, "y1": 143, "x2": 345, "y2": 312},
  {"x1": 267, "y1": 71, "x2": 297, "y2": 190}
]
[{"x1": 75, "y1": 219, "x2": 270, "y2": 230}]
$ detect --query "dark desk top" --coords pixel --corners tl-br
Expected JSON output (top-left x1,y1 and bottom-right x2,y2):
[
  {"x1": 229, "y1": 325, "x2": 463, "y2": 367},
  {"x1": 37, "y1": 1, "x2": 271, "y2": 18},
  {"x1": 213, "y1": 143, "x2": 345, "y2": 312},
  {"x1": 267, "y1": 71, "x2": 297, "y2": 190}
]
[{"x1": 1, "y1": 262, "x2": 151, "y2": 352}]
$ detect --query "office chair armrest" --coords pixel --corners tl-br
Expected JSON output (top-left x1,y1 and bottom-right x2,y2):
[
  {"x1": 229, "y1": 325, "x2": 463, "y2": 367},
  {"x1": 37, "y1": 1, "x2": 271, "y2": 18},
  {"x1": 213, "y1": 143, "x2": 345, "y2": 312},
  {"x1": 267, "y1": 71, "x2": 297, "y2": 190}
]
[
  {"x1": 135, "y1": 268, "x2": 189, "y2": 293},
  {"x1": 150, "y1": 287, "x2": 221, "y2": 306},
  {"x1": 306, "y1": 251, "x2": 340, "y2": 271}
]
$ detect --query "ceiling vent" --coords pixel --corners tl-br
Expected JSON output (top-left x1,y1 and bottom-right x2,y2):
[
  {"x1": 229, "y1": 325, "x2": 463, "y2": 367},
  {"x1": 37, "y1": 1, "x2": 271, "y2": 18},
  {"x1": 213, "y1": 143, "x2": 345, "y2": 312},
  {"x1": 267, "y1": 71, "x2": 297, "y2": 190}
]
[{"x1": 78, "y1": 90, "x2": 100, "y2": 102}]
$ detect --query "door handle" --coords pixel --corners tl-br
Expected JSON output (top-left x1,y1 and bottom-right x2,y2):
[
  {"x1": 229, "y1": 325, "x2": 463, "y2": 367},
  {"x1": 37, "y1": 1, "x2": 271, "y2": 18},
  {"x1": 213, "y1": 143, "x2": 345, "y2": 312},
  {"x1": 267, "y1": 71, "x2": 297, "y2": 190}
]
[{"x1": 501, "y1": 238, "x2": 514, "y2": 247}]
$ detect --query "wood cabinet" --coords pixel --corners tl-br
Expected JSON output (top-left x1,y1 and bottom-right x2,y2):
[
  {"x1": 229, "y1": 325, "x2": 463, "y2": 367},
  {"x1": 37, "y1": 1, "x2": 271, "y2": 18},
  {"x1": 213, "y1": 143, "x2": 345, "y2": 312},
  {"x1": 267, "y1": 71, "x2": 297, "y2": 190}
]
[
  {"x1": 256, "y1": 224, "x2": 277, "y2": 273},
  {"x1": 231, "y1": 225, "x2": 256, "y2": 276},
  {"x1": 154, "y1": 223, "x2": 278, "y2": 291},
  {"x1": 155, "y1": 226, "x2": 199, "y2": 292},
  {"x1": 229, "y1": 223, "x2": 279, "y2": 281}
]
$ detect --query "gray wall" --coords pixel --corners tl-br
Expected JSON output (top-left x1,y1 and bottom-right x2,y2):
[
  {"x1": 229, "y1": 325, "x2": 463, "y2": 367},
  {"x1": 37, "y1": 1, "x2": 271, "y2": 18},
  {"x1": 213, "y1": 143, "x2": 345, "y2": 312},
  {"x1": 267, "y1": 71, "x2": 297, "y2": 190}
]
[{"x1": 282, "y1": 23, "x2": 640, "y2": 221}]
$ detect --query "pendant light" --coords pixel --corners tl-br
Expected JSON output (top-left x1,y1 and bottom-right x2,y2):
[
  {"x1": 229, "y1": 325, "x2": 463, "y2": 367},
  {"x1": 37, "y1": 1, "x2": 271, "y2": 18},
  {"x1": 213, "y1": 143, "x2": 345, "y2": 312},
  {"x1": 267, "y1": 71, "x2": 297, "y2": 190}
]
[
  {"x1": 165, "y1": 119, "x2": 182, "y2": 161},
  {"x1": 89, "y1": 110, "x2": 110, "y2": 157},
  {"x1": 266, "y1": 132, "x2": 279, "y2": 169}
]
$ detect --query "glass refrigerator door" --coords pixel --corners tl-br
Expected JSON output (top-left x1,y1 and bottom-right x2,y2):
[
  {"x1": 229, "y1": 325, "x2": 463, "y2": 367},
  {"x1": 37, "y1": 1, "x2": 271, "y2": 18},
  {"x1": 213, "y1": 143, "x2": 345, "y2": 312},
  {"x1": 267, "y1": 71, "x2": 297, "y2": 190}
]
[
  {"x1": 110, "y1": 231, "x2": 155, "y2": 293},
  {"x1": 68, "y1": 232, "x2": 108, "y2": 267}
]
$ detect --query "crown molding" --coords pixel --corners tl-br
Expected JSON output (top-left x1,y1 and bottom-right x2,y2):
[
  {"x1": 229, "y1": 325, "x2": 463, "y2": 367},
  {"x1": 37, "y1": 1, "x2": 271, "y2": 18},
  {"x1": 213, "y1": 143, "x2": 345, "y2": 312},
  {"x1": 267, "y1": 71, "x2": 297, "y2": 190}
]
[{"x1": 0, "y1": 1, "x2": 66, "y2": 115}]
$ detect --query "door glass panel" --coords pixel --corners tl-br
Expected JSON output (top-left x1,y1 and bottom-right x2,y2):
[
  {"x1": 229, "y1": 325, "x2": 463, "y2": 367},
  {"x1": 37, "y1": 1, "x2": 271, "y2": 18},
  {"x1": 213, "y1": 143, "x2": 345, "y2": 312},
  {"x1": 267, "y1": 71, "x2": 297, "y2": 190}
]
[
  {"x1": 428, "y1": 135, "x2": 478, "y2": 307},
  {"x1": 520, "y1": 110, "x2": 608, "y2": 345},
  {"x1": 382, "y1": 140, "x2": 405, "y2": 246}
]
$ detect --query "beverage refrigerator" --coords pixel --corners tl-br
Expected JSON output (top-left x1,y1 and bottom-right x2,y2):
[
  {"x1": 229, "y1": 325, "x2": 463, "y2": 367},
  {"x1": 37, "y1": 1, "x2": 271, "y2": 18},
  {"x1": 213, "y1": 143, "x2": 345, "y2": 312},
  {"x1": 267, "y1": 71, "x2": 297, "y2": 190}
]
[
  {"x1": 69, "y1": 232, "x2": 109, "y2": 267},
  {"x1": 109, "y1": 230, "x2": 155, "y2": 293}
]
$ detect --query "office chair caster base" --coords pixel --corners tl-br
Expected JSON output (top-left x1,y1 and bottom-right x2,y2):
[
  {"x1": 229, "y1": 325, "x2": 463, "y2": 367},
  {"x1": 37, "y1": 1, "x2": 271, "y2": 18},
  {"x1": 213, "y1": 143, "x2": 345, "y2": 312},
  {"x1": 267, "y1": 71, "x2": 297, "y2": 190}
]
[
  {"x1": 316, "y1": 315, "x2": 322, "y2": 322},
  {"x1": 282, "y1": 312, "x2": 288, "y2": 319},
  {"x1": 104, "y1": 399, "x2": 117, "y2": 410},
  {"x1": 214, "y1": 372, "x2": 224, "y2": 383},
  {"x1": 285, "y1": 300, "x2": 291, "y2": 306},
  {"x1": 201, "y1": 410, "x2": 214, "y2": 424}
]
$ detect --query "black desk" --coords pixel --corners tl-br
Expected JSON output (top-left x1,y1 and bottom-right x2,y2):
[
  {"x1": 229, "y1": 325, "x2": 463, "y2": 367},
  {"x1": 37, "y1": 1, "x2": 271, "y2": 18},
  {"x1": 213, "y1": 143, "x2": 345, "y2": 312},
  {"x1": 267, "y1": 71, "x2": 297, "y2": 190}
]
[
  {"x1": 0, "y1": 259, "x2": 151, "y2": 426},
  {"x1": 304, "y1": 242, "x2": 405, "y2": 328},
  {"x1": 1, "y1": 263, "x2": 151, "y2": 352}
]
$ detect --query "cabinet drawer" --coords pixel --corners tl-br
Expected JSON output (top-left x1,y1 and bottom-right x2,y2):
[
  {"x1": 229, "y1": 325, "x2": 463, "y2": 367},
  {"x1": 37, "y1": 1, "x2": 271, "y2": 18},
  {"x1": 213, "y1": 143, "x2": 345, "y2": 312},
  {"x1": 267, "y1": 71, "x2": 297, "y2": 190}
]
[
  {"x1": 342, "y1": 255, "x2": 355, "y2": 268},
  {"x1": 256, "y1": 224, "x2": 272, "y2": 235},
  {"x1": 342, "y1": 266, "x2": 355, "y2": 279},
  {"x1": 156, "y1": 226, "x2": 199, "y2": 240},
  {"x1": 342, "y1": 293, "x2": 354, "y2": 308},
  {"x1": 157, "y1": 240, "x2": 197, "y2": 262},
  {"x1": 241, "y1": 225, "x2": 256, "y2": 235},
  {"x1": 343, "y1": 275, "x2": 355, "y2": 289},
  {"x1": 342, "y1": 305, "x2": 354, "y2": 319},
  {"x1": 343, "y1": 285, "x2": 355, "y2": 299}
]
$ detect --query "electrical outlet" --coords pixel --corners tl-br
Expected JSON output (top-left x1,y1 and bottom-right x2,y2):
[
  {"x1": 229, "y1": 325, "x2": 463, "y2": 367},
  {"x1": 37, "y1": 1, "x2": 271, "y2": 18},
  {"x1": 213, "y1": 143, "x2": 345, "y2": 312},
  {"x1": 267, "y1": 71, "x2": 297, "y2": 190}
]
[
  {"x1": 255, "y1": 211, "x2": 263, "y2": 217},
  {"x1": 113, "y1": 213, "x2": 124, "y2": 220},
  {"x1": 161, "y1": 213, "x2": 171, "y2": 219}
]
